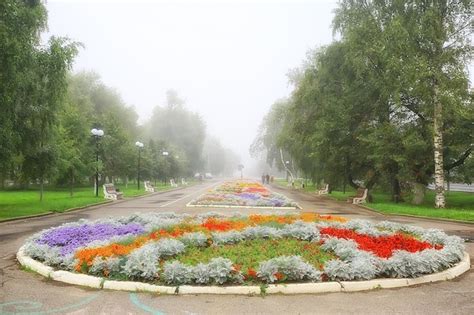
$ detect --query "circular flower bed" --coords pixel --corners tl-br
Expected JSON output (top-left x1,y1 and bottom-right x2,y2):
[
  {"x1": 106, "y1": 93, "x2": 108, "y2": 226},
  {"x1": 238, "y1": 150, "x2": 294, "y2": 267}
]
[
  {"x1": 188, "y1": 181, "x2": 298, "y2": 208},
  {"x1": 22, "y1": 212, "x2": 465, "y2": 286}
]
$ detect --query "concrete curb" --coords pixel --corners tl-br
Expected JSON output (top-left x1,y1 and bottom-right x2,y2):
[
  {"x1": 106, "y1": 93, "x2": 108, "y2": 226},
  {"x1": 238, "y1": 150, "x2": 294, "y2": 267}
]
[
  {"x1": 103, "y1": 280, "x2": 177, "y2": 294},
  {"x1": 179, "y1": 285, "x2": 260, "y2": 295},
  {"x1": 17, "y1": 246, "x2": 471, "y2": 295}
]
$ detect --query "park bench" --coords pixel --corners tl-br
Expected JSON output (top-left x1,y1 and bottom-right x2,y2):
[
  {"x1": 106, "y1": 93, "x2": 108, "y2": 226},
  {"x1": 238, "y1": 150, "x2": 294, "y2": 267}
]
[
  {"x1": 170, "y1": 179, "x2": 178, "y2": 188},
  {"x1": 144, "y1": 181, "x2": 155, "y2": 192},
  {"x1": 318, "y1": 184, "x2": 329, "y2": 195},
  {"x1": 103, "y1": 183, "x2": 123, "y2": 200},
  {"x1": 347, "y1": 188, "x2": 368, "y2": 204},
  {"x1": 181, "y1": 178, "x2": 188, "y2": 186}
]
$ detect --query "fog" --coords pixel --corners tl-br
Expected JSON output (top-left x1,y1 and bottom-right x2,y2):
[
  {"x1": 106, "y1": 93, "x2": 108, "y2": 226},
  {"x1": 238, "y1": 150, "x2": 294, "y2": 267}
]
[{"x1": 44, "y1": 0, "x2": 337, "y2": 175}]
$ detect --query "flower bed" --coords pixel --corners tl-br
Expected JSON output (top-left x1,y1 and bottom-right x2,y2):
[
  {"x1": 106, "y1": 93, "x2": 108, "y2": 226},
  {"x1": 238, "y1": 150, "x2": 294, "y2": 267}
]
[
  {"x1": 188, "y1": 181, "x2": 298, "y2": 208},
  {"x1": 21, "y1": 212, "x2": 465, "y2": 286}
]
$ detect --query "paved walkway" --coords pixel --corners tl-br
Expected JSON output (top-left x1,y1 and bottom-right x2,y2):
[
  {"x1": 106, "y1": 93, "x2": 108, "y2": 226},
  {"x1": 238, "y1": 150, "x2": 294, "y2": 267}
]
[{"x1": 0, "y1": 180, "x2": 473, "y2": 314}]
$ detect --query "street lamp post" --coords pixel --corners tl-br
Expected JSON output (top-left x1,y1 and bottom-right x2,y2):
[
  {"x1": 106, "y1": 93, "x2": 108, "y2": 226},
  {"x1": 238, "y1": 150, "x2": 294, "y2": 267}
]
[
  {"x1": 91, "y1": 128, "x2": 104, "y2": 197},
  {"x1": 238, "y1": 164, "x2": 244, "y2": 179},
  {"x1": 162, "y1": 151, "x2": 169, "y2": 183},
  {"x1": 135, "y1": 141, "x2": 144, "y2": 190}
]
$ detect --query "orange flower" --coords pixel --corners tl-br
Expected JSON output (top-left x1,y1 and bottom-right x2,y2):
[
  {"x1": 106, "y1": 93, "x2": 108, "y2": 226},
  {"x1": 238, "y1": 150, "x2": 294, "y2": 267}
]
[
  {"x1": 275, "y1": 272, "x2": 284, "y2": 281},
  {"x1": 246, "y1": 268, "x2": 257, "y2": 279}
]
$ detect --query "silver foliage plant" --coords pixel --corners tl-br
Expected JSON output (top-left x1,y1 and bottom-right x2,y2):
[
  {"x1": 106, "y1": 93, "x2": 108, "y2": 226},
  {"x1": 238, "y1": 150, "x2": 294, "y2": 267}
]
[
  {"x1": 180, "y1": 232, "x2": 208, "y2": 247},
  {"x1": 212, "y1": 231, "x2": 244, "y2": 245},
  {"x1": 162, "y1": 258, "x2": 243, "y2": 285},
  {"x1": 280, "y1": 221, "x2": 320, "y2": 241},
  {"x1": 162, "y1": 261, "x2": 193, "y2": 285},
  {"x1": 242, "y1": 226, "x2": 281, "y2": 239},
  {"x1": 90, "y1": 256, "x2": 121, "y2": 276},
  {"x1": 155, "y1": 238, "x2": 186, "y2": 257},
  {"x1": 257, "y1": 256, "x2": 322, "y2": 283},
  {"x1": 122, "y1": 242, "x2": 162, "y2": 280},
  {"x1": 121, "y1": 238, "x2": 186, "y2": 280}
]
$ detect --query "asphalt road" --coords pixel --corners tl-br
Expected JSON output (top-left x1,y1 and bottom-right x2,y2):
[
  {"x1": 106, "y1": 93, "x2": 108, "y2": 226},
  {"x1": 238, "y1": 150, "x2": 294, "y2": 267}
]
[{"x1": 1, "y1": 180, "x2": 473, "y2": 315}]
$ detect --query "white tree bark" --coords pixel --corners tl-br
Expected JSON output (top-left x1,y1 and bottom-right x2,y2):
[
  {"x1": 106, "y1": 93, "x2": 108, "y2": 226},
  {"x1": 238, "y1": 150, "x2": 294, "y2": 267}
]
[
  {"x1": 279, "y1": 148, "x2": 295, "y2": 183},
  {"x1": 433, "y1": 84, "x2": 446, "y2": 208}
]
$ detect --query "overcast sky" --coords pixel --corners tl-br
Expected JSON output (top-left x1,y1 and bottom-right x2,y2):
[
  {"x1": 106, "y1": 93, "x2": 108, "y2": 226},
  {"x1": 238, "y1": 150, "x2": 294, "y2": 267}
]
[{"x1": 45, "y1": 0, "x2": 338, "y2": 168}]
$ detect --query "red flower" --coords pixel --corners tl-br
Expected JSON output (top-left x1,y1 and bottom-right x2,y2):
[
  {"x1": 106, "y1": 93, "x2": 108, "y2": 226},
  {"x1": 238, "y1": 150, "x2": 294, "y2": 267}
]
[
  {"x1": 320, "y1": 227, "x2": 436, "y2": 258},
  {"x1": 245, "y1": 268, "x2": 257, "y2": 279},
  {"x1": 275, "y1": 272, "x2": 284, "y2": 281}
]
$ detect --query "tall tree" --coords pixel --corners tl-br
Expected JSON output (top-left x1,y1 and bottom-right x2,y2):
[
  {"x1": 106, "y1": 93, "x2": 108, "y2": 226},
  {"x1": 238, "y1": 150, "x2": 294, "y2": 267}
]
[
  {"x1": 0, "y1": 0, "x2": 47, "y2": 175},
  {"x1": 334, "y1": 0, "x2": 473, "y2": 207},
  {"x1": 147, "y1": 90, "x2": 206, "y2": 174},
  {"x1": 1, "y1": 1, "x2": 79, "y2": 198}
]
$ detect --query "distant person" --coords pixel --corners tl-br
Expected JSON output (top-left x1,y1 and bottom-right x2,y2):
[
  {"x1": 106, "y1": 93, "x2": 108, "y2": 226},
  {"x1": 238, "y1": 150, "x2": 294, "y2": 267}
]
[
  {"x1": 261, "y1": 174, "x2": 265, "y2": 184},
  {"x1": 270, "y1": 176, "x2": 274, "y2": 183},
  {"x1": 265, "y1": 174, "x2": 270, "y2": 184}
]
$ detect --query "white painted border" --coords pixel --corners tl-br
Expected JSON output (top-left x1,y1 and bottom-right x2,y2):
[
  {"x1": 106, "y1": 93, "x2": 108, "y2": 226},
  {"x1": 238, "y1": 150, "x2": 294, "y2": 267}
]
[
  {"x1": 17, "y1": 246, "x2": 470, "y2": 295},
  {"x1": 185, "y1": 202, "x2": 301, "y2": 210}
]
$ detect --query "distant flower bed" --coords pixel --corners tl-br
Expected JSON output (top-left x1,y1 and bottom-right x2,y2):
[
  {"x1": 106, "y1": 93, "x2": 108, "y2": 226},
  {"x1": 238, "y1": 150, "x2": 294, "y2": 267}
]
[
  {"x1": 22, "y1": 212, "x2": 464, "y2": 286},
  {"x1": 188, "y1": 181, "x2": 298, "y2": 208}
]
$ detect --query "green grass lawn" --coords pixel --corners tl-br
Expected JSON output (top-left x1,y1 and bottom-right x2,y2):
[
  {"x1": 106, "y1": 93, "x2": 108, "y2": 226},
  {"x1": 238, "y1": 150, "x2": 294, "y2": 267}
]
[
  {"x1": 367, "y1": 190, "x2": 474, "y2": 222},
  {"x1": 320, "y1": 189, "x2": 474, "y2": 221},
  {"x1": 0, "y1": 181, "x2": 184, "y2": 221},
  {"x1": 273, "y1": 178, "x2": 474, "y2": 222}
]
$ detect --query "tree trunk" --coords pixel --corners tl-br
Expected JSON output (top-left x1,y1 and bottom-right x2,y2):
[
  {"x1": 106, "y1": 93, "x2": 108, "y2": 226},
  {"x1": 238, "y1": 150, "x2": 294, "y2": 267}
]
[
  {"x1": 0, "y1": 170, "x2": 4, "y2": 190},
  {"x1": 70, "y1": 168, "x2": 74, "y2": 197},
  {"x1": 433, "y1": 83, "x2": 446, "y2": 208},
  {"x1": 40, "y1": 177, "x2": 44, "y2": 202},
  {"x1": 446, "y1": 170, "x2": 450, "y2": 196},
  {"x1": 412, "y1": 182, "x2": 425, "y2": 205},
  {"x1": 347, "y1": 174, "x2": 360, "y2": 189},
  {"x1": 391, "y1": 177, "x2": 403, "y2": 203}
]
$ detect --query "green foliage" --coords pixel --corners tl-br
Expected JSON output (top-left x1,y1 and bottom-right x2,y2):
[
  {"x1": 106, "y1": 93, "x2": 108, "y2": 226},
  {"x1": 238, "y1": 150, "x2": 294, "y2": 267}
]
[
  {"x1": 0, "y1": 0, "x2": 47, "y2": 170},
  {"x1": 175, "y1": 238, "x2": 334, "y2": 272},
  {"x1": 250, "y1": 99, "x2": 291, "y2": 170},
  {"x1": 0, "y1": 1, "x2": 79, "y2": 199},
  {"x1": 253, "y1": 0, "x2": 473, "y2": 207},
  {"x1": 146, "y1": 90, "x2": 206, "y2": 175},
  {"x1": 202, "y1": 136, "x2": 239, "y2": 176}
]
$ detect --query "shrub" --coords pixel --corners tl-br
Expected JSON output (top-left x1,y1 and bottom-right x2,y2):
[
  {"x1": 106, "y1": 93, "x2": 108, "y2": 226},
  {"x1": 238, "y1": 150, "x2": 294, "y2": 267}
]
[
  {"x1": 212, "y1": 231, "x2": 244, "y2": 245},
  {"x1": 162, "y1": 261, "x2": 193, "y2": 285},
  {"x1": 122, "y1": 242, "x2": 161, "y2": 280},
  {"x1": 180, "y1": 232, "x2": 208, "y2": 247},
  {"x1": 257, "y1": 256, "x2": 321, "y2": 283}
]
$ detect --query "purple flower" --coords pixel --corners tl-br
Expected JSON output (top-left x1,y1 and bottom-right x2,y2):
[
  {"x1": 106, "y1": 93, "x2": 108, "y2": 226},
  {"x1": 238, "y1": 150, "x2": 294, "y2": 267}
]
[
  {"x1": 37, "y1": 223, "x2": 144, "y2": 255},
  {"x1": 238, "y1": 193, "x2": 260, "y2": 200}
]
